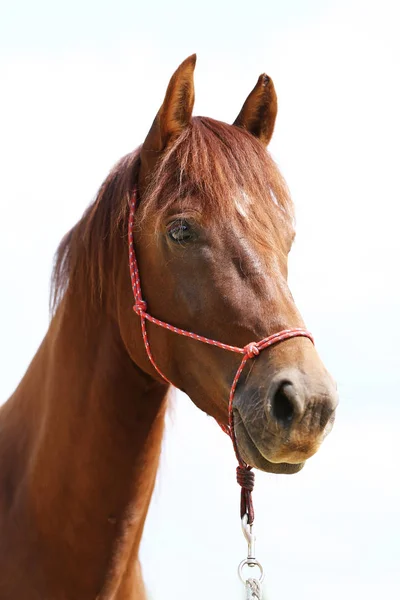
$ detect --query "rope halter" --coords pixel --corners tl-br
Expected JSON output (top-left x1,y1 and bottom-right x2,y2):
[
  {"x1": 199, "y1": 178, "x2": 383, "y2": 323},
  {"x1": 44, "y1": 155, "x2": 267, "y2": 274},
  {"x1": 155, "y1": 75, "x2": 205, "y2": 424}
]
[{"x1": 128, "y1": 187, "x2": 314, "y2": 523}]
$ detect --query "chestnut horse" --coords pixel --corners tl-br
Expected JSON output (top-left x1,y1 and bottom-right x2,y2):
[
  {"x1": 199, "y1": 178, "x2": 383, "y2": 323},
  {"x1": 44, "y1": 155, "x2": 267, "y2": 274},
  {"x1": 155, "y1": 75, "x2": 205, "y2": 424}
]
[{"x1": 0, "y1": 55, "x2": 337, "y2": 599}]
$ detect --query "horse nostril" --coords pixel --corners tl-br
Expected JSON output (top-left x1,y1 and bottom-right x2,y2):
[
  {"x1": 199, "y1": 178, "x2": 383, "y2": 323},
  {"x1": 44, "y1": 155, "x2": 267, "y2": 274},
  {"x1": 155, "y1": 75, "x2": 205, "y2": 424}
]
[{"x1": 271, "y1": 381, "x2": 298, "y2": 426}]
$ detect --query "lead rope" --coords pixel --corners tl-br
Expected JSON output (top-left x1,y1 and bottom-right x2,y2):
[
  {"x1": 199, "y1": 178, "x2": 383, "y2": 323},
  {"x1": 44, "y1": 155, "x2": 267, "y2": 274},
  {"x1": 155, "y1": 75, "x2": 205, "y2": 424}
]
[
  {"x1": 246, "y1": 579, "x2": 262, "y2": 600},
  {"x1": 128, "y1": 187, "x2": 314, "y2": 596}
]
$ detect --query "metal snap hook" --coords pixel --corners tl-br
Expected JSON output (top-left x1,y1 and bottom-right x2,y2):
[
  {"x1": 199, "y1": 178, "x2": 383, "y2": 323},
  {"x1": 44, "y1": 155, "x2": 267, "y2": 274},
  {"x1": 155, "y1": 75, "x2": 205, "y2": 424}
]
[
  {"x1": 238, "y1": 514, "x2": 265, "y2": 584},
  {"x1": 241, "y1": 514, "x2": 256, "y2": 564}
]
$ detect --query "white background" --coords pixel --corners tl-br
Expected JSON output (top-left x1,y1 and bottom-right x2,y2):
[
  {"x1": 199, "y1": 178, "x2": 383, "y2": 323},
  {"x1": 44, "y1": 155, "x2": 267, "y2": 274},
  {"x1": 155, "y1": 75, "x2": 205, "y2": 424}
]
[{"x1": 1, "y1": 1, "x2": 399, "y2": 598}]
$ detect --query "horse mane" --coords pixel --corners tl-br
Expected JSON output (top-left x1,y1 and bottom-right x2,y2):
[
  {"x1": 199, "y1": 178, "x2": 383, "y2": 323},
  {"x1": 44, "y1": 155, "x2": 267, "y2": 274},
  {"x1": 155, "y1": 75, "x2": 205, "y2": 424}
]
[{"x1": 51, "y1": 116, "x2": 294, "y2": 313}]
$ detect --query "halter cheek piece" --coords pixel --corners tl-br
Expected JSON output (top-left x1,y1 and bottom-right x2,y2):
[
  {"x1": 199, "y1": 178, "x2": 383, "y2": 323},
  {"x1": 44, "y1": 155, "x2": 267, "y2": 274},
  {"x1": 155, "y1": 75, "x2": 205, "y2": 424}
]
[{"x1": 128, "y1": 187, "x2": 314, "y2": 523}]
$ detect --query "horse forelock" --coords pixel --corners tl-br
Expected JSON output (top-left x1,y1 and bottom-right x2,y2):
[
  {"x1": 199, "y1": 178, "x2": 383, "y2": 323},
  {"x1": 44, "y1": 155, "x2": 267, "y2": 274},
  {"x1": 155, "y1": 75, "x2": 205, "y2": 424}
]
[
  {"x1": 51, "y1": 117, "x2": 294, "y2": 313},
  {"x1": 141, "y1": 117, "x2": 294, "y2": 239}
]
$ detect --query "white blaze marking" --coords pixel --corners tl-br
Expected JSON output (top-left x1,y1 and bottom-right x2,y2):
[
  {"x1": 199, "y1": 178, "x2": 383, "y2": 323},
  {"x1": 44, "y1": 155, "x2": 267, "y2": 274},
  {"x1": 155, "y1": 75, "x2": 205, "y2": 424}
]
[{"x1": 234, "y1": 190, "x2": 252, "y2": 219}]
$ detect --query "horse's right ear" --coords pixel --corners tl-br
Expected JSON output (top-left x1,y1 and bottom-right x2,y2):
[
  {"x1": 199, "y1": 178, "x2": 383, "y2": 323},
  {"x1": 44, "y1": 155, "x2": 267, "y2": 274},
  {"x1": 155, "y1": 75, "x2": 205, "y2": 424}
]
[{"x1": 140, "y1": 54, "x2": 196, "y2": 187}]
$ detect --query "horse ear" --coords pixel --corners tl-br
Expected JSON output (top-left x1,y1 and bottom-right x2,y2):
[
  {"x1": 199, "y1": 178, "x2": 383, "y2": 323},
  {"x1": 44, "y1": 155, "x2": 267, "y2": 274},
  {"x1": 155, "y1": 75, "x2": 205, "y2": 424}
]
[
  {"x1": 233, "y1": 74, "x2": 278, "y2": 146},
  {"x1": 140, "y1": 54, "x2": 196, "y2": 181}
]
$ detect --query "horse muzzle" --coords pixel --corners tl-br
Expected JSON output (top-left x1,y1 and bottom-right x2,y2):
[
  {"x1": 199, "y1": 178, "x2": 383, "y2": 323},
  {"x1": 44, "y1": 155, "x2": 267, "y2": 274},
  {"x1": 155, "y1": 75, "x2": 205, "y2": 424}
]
[{"x1": 233, "y1": 366, "x2": 338, "y2": 473}]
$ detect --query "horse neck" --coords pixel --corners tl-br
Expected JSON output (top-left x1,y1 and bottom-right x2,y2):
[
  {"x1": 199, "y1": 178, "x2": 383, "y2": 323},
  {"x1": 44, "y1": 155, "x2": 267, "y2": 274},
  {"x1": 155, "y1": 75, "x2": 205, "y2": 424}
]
[{"x1": 0, "y1": 289, "x2": 168, "y2": 598}]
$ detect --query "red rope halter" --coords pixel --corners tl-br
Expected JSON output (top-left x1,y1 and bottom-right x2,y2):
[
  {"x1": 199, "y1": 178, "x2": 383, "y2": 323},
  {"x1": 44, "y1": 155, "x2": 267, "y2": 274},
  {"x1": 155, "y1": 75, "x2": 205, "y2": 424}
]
[{"x1": 128, "y1": 187, "x2": 314, "y2": 523}]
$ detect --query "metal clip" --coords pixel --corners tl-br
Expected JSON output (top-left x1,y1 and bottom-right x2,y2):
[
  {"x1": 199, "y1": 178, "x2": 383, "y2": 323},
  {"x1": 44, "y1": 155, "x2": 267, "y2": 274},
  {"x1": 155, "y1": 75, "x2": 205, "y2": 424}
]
[
  {"x1": 238, "y1": 515, "x2": 265, "y2": 584},
  {"x1": 241, "y1": 514, "x2": 256, "y2": 564}
]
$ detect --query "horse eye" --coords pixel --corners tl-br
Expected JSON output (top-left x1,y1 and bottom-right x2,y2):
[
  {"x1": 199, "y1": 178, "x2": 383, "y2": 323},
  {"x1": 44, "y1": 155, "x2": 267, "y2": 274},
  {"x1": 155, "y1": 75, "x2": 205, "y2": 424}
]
[{"x1": 167, "y1": 220, "x2": 193, "y2": 243}]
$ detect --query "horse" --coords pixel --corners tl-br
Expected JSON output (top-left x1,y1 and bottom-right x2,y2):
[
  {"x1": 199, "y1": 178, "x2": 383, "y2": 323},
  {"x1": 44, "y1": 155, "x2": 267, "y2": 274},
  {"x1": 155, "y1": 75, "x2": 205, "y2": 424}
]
[{"x1": 0, "y1": 54, "x2": 338, "y2": 599}]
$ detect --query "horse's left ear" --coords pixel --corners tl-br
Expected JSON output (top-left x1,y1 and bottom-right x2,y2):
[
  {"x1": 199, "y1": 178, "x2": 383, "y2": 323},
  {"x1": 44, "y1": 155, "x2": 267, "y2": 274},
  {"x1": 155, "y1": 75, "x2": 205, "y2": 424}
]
[
  {"x1": 233, "y1": 74, "x2": 278, "y2": 146},
  {"x1": 140, "y1": 54, "x2": 196, "y2": 185}
]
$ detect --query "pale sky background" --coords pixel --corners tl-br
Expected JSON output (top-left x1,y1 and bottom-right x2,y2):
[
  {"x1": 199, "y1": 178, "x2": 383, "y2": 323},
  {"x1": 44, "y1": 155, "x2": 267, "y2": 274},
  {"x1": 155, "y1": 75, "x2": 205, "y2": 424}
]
[{"x1": 0, "y1": 1, "x2": 399, "y2": 599}]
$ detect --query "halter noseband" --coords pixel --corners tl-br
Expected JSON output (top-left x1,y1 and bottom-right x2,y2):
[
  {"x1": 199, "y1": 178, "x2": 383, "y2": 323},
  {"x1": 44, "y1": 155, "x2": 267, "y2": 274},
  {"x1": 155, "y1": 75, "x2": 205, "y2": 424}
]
[{"x1": 128, "y1": 187, "x2": 314, "y2": 523}]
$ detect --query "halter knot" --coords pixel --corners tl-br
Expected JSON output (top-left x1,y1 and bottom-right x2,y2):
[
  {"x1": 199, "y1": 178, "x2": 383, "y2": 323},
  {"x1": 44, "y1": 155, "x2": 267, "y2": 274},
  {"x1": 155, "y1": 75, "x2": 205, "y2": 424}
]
[
  {"x1": 236, "y1": 466, "x2": 255, "y2": 492},
  {"x1": 244, "y1": 342, "x2": 260, "y2": 358},
  {"x1": 133, "y1": 300, "x2": 147, "y2": 315}
]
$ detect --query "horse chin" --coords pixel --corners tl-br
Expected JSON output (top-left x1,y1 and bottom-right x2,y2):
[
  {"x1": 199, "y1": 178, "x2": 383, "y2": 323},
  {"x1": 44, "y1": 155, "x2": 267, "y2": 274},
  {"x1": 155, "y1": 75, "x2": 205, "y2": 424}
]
[{"x1": 234, "y1": 419, "x2": 305, "y2": 475}]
